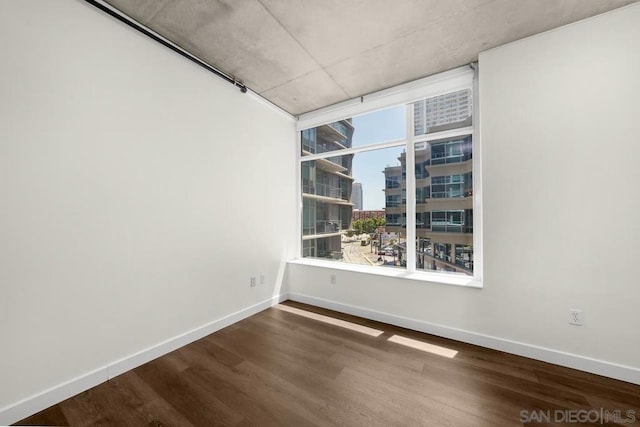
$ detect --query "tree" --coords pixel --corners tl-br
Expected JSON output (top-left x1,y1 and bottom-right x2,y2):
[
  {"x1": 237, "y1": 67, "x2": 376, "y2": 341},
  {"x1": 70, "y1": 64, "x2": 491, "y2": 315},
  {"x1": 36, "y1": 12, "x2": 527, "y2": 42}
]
[
  {"x1": 352, "y1": 217, "x2": 385, "y2": 236},
  {"x1": 363, "y1": 218, "x2": 377, "y2": 234}
]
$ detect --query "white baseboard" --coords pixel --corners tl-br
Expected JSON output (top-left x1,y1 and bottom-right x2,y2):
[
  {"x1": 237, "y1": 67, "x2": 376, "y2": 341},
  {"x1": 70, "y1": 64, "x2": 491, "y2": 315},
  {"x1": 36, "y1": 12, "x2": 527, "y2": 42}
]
[
  {"x1": 0, "y1": 294, "x2": 285, "y2": 426},
  {"x1": 0, "y1": 367, "x2": 109, "y2": 427},
  {"x1": 285, "y1": 292, "x2": 640, "y2": 386}
]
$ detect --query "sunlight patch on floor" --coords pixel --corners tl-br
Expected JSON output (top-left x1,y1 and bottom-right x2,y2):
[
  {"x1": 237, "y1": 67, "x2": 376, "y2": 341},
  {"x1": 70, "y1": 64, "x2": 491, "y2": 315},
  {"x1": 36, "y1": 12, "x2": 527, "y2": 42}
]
[
  {"x1": 275, "y1": 304, "x2": 384, "y2": 337},
  {"x1": 388, "y1": 335, "x2": 458, "y2": 358}
]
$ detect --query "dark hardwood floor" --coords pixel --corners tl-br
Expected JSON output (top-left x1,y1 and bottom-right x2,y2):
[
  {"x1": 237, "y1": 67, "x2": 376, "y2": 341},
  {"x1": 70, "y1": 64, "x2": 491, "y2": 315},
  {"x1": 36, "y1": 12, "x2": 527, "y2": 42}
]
[{"x1": 17, "y1": 301, "x2": 640, "y2": 426}]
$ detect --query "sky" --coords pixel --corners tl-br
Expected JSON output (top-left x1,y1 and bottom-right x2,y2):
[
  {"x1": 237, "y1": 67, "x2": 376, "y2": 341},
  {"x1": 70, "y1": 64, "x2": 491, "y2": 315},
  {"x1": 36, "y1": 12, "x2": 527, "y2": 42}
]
[{"x1": 351, "y1": 105, "x2": 406, "y2": 210}]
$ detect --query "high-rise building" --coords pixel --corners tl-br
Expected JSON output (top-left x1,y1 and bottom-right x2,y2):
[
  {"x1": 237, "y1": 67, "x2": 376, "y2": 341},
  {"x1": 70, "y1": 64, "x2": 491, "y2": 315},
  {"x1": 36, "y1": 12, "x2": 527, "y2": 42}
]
[
  {"x1": 351, "y1": 182, "x2": 363, "y2": 210},
  {"x1": 301, "y1": 119, "x2": 355, "y2": 259},
  {"x1": 413, "y1": 89, "x2": 472, "y2": 134},
  {"x1": 384, "y1": 90, "x2": 473, "y2": 274}
]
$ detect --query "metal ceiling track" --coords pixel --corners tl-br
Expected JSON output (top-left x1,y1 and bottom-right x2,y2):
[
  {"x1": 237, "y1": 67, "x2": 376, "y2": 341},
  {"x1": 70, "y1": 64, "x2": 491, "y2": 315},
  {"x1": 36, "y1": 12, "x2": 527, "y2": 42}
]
[{"x1": 84, "y1": 0, "x2": 248, "y2": 93}]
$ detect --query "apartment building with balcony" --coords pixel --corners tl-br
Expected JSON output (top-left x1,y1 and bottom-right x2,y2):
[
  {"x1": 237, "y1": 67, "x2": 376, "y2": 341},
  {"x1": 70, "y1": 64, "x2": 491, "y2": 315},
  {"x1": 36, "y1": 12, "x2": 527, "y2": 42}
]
[
  {"x1": 384, "y1": 91, "x2": 474, "y2": 274},
  {"x1": 301, "y1": 119, "x2": 355, "y2": 259}
]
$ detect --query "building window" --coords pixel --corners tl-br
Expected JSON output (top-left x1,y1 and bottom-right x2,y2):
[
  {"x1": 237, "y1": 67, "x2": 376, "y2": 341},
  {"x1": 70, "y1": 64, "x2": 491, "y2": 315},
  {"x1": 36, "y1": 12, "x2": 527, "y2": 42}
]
[
  {"x1": 429, "y1": 136, "x2": 472, "y2": 165},
  {"x1": 431, "y1": 210, "x2": 465, "y2": 233},
  {"x1": 431, "y1": 173, "x2": 472, "y2": 199},
  {"x1": 416, "y1": 186, "x2": 430, "y2": 203},
  {"x1": 298, "y1": 67, "x2": 477, "y2": 279},
  {"x1": 386, "y1": 194, "x2": 402, "y2": 208},
  {"x1": 385, "y1": 176, "x2": 400, "y2": 189}
]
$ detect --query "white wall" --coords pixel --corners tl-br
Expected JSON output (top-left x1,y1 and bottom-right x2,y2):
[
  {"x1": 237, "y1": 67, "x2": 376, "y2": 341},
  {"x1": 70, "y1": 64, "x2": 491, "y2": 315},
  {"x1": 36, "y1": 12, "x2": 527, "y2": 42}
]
[
  {"x1": 287, "y1": 4, "x2": 640, "y2": 380},
  {"x1": 0, "y1": 0, "x2": 295, "y2": 416}
]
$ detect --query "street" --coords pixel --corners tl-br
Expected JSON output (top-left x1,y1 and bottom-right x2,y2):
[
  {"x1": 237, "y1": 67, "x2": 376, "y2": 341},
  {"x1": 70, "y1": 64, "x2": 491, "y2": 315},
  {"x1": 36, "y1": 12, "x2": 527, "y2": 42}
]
[
  {"x1": 341, "y1": 241, "x2": 374, "y2": 265},
  {"x1": 341, "y1": 241, "x2": 400, "y2": 267}
]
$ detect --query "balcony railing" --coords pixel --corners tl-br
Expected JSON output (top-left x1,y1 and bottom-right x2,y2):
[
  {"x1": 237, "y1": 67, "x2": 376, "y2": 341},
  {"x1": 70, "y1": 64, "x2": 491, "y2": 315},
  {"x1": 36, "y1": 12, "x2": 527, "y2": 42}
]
[
  {"x1": 302, "y1": 220, "x2": 342, "y2": 236},
  {"x1": 303, "y1": 139, "x2": 349, "y2": 155},
  {"x1": 315, "y1": 220, "x2": 342, "y2": 234},
  {"x1": 326, "y1": 155, "x2": 349, "y2": 168},
  {"x1": 315, "y1": 141, "x2": 339, "y2": 154},
  {"x1": 303, "y1": 182, "x2": 344, "y2": 199},
  {"x1": 431, "y1": 222, "x2": 473, "y2": 233},
  {"x1": 302, "y1": 141, "x2": 314, "y2": 153},
  {"x1": 385, "y1": 222, "x2": 406, "y2": 228},
  {"x1": 315, "y1": 183, "x2": 342, "y2": 199},
  {"x1": 455, "y1": 256, "x2": 474, "y2": 271},
  {"x1": 317, "y1": 250, "x2": 343, "y2": 260},
  {"x1": 421, "y1": 252, "x2": 473, "y2": 273},
  {"x1": 328, "y1": 122, "x2": 349, "y2": 138},
  {"x1": 434, "y1": 252, "x2": 452, "y2": 263},
  {"x1": 431, "y1": 189, "x2": 472, "y2": 199},
  {"x1": 431, "y1": 152, "x2": 472, "y2": 165}
]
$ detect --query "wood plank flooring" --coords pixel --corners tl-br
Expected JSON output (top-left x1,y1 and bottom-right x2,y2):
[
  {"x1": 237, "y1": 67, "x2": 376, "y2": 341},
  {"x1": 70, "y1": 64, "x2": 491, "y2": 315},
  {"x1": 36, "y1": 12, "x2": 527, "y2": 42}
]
[{"x1": 16, "y1": 301, "x2": 640, "y2": 426}]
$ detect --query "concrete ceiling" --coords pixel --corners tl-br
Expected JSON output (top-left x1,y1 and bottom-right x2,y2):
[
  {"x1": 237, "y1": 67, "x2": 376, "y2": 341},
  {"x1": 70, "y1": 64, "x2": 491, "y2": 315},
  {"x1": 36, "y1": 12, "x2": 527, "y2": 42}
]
[{"x1": 104, "y1": 0, "x2": 637, "y2": 115}]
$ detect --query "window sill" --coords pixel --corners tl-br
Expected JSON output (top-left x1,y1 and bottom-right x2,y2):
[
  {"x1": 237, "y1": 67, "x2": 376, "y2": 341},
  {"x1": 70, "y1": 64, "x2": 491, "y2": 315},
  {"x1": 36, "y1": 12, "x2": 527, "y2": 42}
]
[{"x1": 287, "y1": 258, "x2": 483, "y2": 289}]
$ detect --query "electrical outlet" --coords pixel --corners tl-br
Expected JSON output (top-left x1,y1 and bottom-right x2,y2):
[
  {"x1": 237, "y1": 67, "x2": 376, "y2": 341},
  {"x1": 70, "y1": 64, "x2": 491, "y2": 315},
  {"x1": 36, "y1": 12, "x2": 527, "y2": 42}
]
[
  {"x1": 330, "y1": 274, "x2": 336, "y2": 285},
  {"x1": 569, "y1": 309, "x2": 583, "y2": 326},
  {"x1": 250, "y1": 276, "x2": 256, "y2": 287},
  {"x1": 260, "y1": 274, "x2": 265, "y2": 285}
]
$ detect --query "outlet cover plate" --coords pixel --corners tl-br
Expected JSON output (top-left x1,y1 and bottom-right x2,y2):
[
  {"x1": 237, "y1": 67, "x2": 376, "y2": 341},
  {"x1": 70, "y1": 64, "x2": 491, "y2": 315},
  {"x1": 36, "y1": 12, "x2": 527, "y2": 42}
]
[{"x1": 569, "y1": 309, "x2": 583, "y2": 326}]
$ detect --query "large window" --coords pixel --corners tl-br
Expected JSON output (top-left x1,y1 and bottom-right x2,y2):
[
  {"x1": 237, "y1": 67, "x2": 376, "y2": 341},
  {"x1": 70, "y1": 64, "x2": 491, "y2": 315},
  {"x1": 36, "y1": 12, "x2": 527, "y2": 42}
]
[{"x1": 297, "y1": 67, "x2": 478, "y2": 279}]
